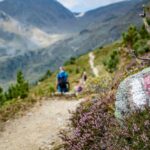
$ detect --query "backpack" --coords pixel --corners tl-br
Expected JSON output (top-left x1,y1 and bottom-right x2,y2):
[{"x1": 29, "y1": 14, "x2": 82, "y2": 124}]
[{"x1": 57, "y1": 71, "x2": 68, "y2": 85}]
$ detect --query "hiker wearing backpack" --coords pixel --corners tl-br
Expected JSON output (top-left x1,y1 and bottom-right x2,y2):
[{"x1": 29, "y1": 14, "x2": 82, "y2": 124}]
[{"x1": 56, "y1": 67, "x2": 69, "y2": 93}]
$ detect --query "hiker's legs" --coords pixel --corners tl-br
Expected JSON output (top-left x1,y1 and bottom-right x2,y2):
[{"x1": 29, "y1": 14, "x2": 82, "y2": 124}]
[
  {"x1": 61, "y1": 83, "x2": 68, "y2": 93},
  {"x1": 57, "y1": 84, "x2": 61, "y2": 92},
  {"x1": 58, "y1": 82, "x2": 68, "y2": 93}
]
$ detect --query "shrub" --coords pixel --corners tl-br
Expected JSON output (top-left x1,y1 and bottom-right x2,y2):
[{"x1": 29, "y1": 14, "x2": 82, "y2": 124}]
[
  {"x1": 146, "y1": 18, "x2": 150, "y2": 26},
  {"x1": 103, "y1": 50, "x2": 120, "y2": 72},
  {"x1": 39, "y1": 70, "x2": 52, "y2": 82},
  {"x1": 61, "y1": 100, "x2": 116, "y2": 150},
  {"x1": 85, "y1": 75, "x2": 112, "y2": 93},
  {"x1": 99, "y1": 46, "x2": 103, "y2": 49},
  {"x1": 75, "y1": 67, "x2": 80, "y2": 74},
  {"x1": 112, "y1": 108, "x2": 150, "y2": 150},
  {"x1": 122, "y1": 25, "x2": 140, "y2": 48},
  {"x1": 133, "y1": 39, "x2": 150, "y2": 55},
  {"x1": 0, "y1": 87, "x2": 6, "y2": 105},
  {"x1": 5, "y1": 71, "x2": 29, "y2": 100},
  {"x1": 64, "y1": 57, "x2": 76, "y2": 66},
  {"x1": 49, "y1": 84, "x2": 55, "y2": 93},
  {"x1": 139, "y1": 25, "x2": 150, "y2": 39},
  {"x1": 61, "y1": 100, "x2": 150, "y2": 150}
]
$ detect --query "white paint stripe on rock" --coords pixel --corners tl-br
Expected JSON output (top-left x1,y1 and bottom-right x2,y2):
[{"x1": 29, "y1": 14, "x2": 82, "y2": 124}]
[{"x1": 130, "y1": 78, "x2": 147, "y2": 107}]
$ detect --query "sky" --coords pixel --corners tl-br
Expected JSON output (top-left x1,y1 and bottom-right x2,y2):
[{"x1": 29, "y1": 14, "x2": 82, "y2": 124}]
[{"x1": 57, "y1": 0, "x2": 126, "y2": 12}]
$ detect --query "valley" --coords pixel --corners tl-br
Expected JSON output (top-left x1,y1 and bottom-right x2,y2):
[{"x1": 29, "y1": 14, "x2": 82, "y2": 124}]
[{"x1": 0, "y1": 0, "x2": 149, "y2": 89}]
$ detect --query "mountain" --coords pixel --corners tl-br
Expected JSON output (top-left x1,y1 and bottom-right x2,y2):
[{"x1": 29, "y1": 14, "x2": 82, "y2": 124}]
[
  {"x1": 0, "y1": 0, "x2": 149, "y2": 89},
  {"x1": 0, "y1": 0, "x2": 76, "y2": 33}
]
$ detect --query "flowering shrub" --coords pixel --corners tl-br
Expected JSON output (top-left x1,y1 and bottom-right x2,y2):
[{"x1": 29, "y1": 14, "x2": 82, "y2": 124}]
[
  {"x1": 112, "y1": 108, "x2": 150, "y2": 150},
  {"x1": 60, "y1": 98, "x2": 116, "y2": 150},
  {"x1": 61, "y1": 99, "x2": 150, "y2": 150}
]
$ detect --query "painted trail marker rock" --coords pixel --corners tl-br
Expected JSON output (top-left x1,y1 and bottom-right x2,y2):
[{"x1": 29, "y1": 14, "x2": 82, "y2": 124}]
[{"x1": 115, "y1": 68, "x2": 150, "y2": 119}]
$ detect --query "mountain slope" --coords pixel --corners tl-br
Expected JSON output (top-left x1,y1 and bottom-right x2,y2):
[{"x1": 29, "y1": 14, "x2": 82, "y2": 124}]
[
  {"x1": 0, "y1": 0, "x2": 149, "y2": 89},
  {"x1": 0, "y1": 0, "x2": 76, "y2": 33}
]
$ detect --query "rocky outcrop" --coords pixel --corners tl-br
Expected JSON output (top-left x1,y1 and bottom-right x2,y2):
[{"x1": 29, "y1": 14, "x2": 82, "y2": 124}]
[{"x1": 115, "y1": 68, "x2": 150, "y2": 119}]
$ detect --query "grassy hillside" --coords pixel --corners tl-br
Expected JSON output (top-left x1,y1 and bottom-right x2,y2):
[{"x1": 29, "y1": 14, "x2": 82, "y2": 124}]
[
  {"x1": 1, "y1": 0, "x2": 149, "y2": 90},
  {"x1": 0, "y1": 4, "x2": 150, "y2": 150},
  {"x1": 30, "y1": 42, "x2": 119, "y2": 97},
  {"x1": 31, "y1": 38, "x2": 149, "y2": 97},
  {"x1": 0, "y1": 12, "x2": 150, "y2": 138},
  {"x1": 0, "y1": 33, "x2": 149, "y2": 123}
]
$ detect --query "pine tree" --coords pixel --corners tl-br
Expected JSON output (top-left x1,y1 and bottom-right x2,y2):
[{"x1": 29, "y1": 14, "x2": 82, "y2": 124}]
[
  {"x1": 122, "y1": 25, "x2": 140, "y2": 48},
  {"x1": 16, "y1": 70, "x2": 29, "y2": 98},
  {"x1": 39, "y1": 70, "x2": 52, "y2": 82},
  {"x1": 139, "y1": 24, "x2": 150, "y2": 39},
  {"x1": 0, "y1": 86, "x2": 5, "y2": 105},
  {"x1": 45, "y1": 70, "x2": 52, "y2": 78},
  {"x1": 103, "y1": 50, "x2": 119, "y2": 72},
  {"x1": 6, "y1": 71, "x2": 29, "y2": 99}
]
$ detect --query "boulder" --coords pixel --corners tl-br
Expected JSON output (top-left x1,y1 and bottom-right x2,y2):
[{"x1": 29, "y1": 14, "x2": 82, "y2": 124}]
[{"x1": 115, "y1": 67, "x2": 150, "y2": 119}]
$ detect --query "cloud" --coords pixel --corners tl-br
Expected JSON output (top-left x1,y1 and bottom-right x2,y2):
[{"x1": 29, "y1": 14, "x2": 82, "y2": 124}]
[
  {"x1": 58, "y1": 0, "x2": 78, "y2": 8},
  {"x1": 57, "y1": 0, "x2": 126, "y2": 12}
]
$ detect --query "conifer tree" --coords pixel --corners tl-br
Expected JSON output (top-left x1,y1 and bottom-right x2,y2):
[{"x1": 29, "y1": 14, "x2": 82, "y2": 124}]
[
  {"x1": 0, "y1": 86, "x2": 5, "y2": 105},
  {"x1": 122, "y1": 25, "x2": 140, "y2": 48},
  {"x1": 139, "y1": 24, "x2": 150, "y2": 39},
  {"x1": 6, "y1": 71, "x2": 29, "y2": 99},
  {"x1": 16, "y1": 70, "x2": 29, "y2": 98}
]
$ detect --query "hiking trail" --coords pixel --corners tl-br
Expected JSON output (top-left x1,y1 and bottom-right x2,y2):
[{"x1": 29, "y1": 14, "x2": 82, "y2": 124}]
[
  {"x1": 0, "y1": 51, "x2": 98, "y2": 150},
  {"x1": 0, "y1": 98, "x2": 83, "y2": 150},
  {"x1": 89, "y1": 52, "x2": 99, "y2": 77}
]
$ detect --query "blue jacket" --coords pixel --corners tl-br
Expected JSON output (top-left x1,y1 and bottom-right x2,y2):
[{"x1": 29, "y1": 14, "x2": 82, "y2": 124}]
[{"x1": 57, "y1": 71, "x2": 68, "y2": 83}]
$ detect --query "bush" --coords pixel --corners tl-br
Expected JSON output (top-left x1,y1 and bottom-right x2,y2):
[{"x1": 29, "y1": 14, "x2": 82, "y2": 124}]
[
  {"x1": 85, "y1": 75, "x2": 112, "y2": 93},
  {"x1": 0, "y1": 87, "x2": 6, "y2": 105},
  {"x1": 122, "y1": 25, "x2": 140, "y2": 48},
  {"x1": 139, "y1": 25, "x2": 150, "y2": 39},
  {"x1": 103, "y1": 50, "x2": 120, "y2": 72},
  {"x1": 39, "y1": 70, "x2": 52, "y2": 82},
  {"x1": 61, "y1": 101, "x2": 116, "y2": 150},
  {"x1": 75, "y1": 68, "x2": 80, "y2": 74},
  {"x1": 49, "y1": 84, "x2": 55, "y2": 93},
  {"x1": 112, "y1": 108, "x2": 150, "y2": 150},
  {"x1": 64, "y1": 57, "x2": 76, "y2": 66},
  {"x1": 99, "y1": 46, "x2": 103, "y2": 49},
  {"x1": 61, "y1": 99, "x2": 150, "y2": 150},
  {"x1": 5, "y1": 71, "x2": 29, "y2": 100},
  {"x1": 146, "y1": 18, "x2": 150, "y2": 26},
  {"x1": 133, "y1": 39, "x2": 150, "y2": 55}
]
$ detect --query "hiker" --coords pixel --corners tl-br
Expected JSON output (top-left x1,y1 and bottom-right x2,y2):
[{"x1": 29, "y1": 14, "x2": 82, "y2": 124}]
[
  {"x1": 81, "y1": 71, "x2": 87, "y2": 84},
  {"x1": 74, "y1": 80, "x2": 83, "y2": 94},
  {"x1": 56, "y1": 67, "x2": 69, "y2": 93}
]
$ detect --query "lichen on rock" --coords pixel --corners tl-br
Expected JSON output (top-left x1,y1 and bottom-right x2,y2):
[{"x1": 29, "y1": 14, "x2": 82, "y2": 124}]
[{"x1": 115, "y1": 67, "x2": 150, "y2": 119}]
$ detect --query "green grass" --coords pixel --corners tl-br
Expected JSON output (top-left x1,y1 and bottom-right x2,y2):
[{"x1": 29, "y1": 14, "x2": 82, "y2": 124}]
[
  {"x1": 30, "y1": 52, "x2": 92, "y2": 96},
  {"x1": 1, "y1": 37, "x2": 149, "y2": 123},
  {"x1": 0, "y1": 96, "x2": 38, "y2": 122},
  {"x1": 30, "y1": 41, "x2": 123, "y2": 97}
]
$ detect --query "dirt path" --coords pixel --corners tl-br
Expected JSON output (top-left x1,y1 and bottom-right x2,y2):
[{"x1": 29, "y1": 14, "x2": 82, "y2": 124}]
[
  {"x1": 89, "y1": 52, "x2": 99, "y2": 77},
  {"x1": 0, "y1": 99, "x2": 82, "y2": 150}
]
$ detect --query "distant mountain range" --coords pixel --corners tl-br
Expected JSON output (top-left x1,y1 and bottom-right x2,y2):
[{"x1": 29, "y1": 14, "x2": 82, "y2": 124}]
[
  {"x1": 0, "y1": 0, "x2": 77, "y2": 33},
  {"x1": 0, "y1": 0, "x2": 149, "y2": 89}
]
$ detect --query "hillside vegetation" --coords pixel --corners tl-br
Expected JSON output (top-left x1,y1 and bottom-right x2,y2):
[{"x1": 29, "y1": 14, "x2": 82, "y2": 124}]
[
  {"x1": 0, "y1": 0, "x2": 149, "y2": 89},
  {"x1": 58, "y1": 7, "x2": 150, "y2": 150},
  {"x1": 1, "y1": 17, "x2": 149, "y2": 121},
  {"x1": 0, "y1": 3, "x2": 150, "y2": 150}
]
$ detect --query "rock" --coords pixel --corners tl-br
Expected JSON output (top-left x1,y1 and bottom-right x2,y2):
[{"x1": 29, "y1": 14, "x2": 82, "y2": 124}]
[{"x1": 115, "y1": 67, "x2": 150, "y2": 119}]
